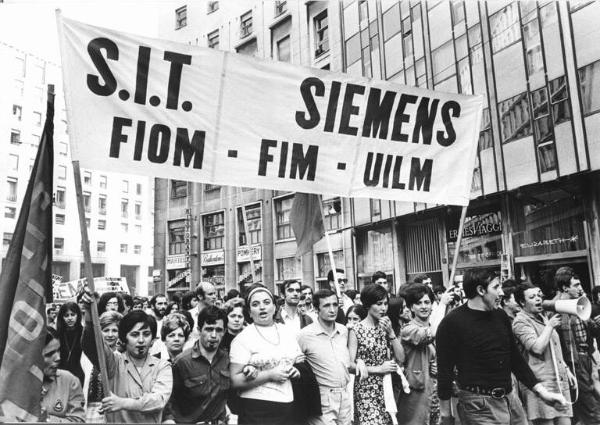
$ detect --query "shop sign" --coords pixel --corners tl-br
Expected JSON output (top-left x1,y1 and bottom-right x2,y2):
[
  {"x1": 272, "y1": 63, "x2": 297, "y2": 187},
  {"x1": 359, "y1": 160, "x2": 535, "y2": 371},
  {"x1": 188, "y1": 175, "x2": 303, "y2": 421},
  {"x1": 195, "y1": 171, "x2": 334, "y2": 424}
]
[
  {"x1": 166, "y1": 254, "x2": 187, "y2": 270},
  {"x1": 519, "y1": 235, "x2": 579, "y2": 250},
  {"x1": 201, "y1": 250, "x2": 225, "y2": 266},
  {"x1": 168, "y1": 269, "x2": 190, "y2": 287},
  {"x1": 152, "y1": 269, "x2": 162, "y2": 283},
  {"x1": 237, "y1": 244, "x2": 262, "y2": 262},
  {"x1": 447, "y1": 211, "x2": 502, "y2": 242}
]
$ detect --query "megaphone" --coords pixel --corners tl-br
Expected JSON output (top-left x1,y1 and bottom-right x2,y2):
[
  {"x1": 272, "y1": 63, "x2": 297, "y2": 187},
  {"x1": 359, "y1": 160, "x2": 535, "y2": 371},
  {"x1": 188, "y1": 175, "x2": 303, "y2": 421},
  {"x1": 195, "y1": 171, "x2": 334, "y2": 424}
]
[{"x1": 542, "y1": 296, "x2": 592, "y2": 321}]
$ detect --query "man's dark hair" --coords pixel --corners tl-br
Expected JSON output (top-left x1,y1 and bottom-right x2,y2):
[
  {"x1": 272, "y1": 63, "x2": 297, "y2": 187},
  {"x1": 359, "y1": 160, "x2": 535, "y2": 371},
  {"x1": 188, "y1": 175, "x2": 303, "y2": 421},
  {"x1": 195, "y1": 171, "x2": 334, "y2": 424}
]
[
  {"x1": 45, "y1": 326, "x2": 59, "y2": 345},
  {"x1": 179, "y1": 309, "x2": 195, "y2": 330},
  {"x1": 502, "y1": 279, "x2": 518, "y2": 290},
  {"x1": 149, "y1": 294, "x2": 166, "y2": 307},
  {"x1": 225, "y1": 288, "x2": 240, "y2": 301},
  {"x1": 513, "y1": 282, "x2": 538, "y2": 308},
  {"x1": 500, "y1": 285, "x2": 518, "y2": 307},
  {"x1": 404, "y1": 283, "x2": 434, "y2": 309},
  {"x1": 122, "y1": 293, "x2": 134, "y2": 310},
  {"x1": 312, "y1": 289, "x2": 338, "y2": 310},
  {"x1": 300, "y1": 284, "x2": 313, "y2": 294},
  {"x1": 118, "y1": 310, "x2": 153, "y2": 343},
  {"x1": 347, "y1": 304, "x2": 367, "y2": 320},
  {"x1": 463, "y1": 269, "x2": 499, "y2": 299},
  {"x1": 371, "y1": 271, "x2": 387, "y2": 283},
  {"x1": 171, "y1": 291, "x2": 183, "y2": 306},
  {"x1": 345, "y1": 289, "x2": 358, "y2": 302},
  {"x1": 282, "y1": 279, "x2": 301, "y2": 294},
  {"x1": 413, "y1": 274, "x2": 430, "y2": 284},
  {"x1": 327, "y1": 268, "x2": 345, "y2": 282},
  {"x1": 197, "y1": 305, "x2": 228, "y2": 330},
  {"x1": 98, "y1": 292, "x2": 125, "y2": 315},
  {"x1": 432, "y1": 284, "x2": 445, "y2": 295},
  {"x1": 554, "y1": 266, "x2": 579, "y2": 292},
  {"x1": 361, "y1": 284, "x2": 389, "y2": 310},
  {"x1": 181, "y1": 291, "x2": 198, "y2": 310},
  {"x1": 47, "y1": 307, "x2": 55, "y2": 315}
]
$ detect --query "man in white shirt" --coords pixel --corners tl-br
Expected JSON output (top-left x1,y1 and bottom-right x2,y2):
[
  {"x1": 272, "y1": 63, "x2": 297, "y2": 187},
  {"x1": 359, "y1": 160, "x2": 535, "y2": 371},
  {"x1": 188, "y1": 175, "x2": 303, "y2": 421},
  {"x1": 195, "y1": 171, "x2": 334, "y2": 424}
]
[{"x1": 275, "y1": 280, "x2": 313, "y2": 335}]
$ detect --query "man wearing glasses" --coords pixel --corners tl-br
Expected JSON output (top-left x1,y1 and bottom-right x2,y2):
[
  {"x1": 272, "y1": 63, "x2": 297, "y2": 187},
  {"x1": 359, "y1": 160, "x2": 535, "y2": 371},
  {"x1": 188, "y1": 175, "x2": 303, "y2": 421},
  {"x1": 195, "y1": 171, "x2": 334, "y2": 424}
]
[
  {"x1": 327, "y1": 268, "x2": 353, "y2": 316},
  {"x1": 275, "y1": 279, "x2": 313, "y2": 335}
]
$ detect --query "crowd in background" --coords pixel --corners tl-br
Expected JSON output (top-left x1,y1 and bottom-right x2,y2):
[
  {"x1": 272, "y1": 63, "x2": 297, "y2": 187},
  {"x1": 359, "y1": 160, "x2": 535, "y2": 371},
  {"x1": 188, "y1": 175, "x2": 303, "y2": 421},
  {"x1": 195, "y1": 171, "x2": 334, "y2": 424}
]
[{"x1": 40, "y1": 266, "x2": 600, "y2": 424}]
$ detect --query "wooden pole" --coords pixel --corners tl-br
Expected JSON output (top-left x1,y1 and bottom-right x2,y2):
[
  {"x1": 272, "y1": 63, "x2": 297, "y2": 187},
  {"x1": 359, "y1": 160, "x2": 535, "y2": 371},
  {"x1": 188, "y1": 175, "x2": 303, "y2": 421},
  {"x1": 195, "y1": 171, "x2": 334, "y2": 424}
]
[
  {"x1": 317, "y1": 197, "x2": 341, "y2": 298},
  {"x1": 71, "y1": 160, "x2": 111, "y2": 418},
  {"x1": 448, "y1": 205, "x2": 469, "y2": 287}
]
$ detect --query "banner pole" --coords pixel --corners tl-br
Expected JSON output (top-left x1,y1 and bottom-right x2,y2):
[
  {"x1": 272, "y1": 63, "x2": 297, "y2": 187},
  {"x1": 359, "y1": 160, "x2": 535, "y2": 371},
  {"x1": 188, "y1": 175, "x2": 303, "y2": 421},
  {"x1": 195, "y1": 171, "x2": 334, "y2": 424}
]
[
  {"x1": 317, "y1": 198, "x2": 340, "y2": 298},
  {"x1": 448, "y1": 204, "x2": 469, "y2": 287},
  {"x1": 71, "y1": 160, "x2": 111, "y2": 418}
]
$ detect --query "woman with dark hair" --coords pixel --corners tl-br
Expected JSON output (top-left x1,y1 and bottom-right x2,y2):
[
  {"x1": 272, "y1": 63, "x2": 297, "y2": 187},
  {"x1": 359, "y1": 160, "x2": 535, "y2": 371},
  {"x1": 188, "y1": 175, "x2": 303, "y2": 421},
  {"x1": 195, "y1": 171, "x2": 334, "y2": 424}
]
[
  {"x1": 229, "y1": 284, "x2": 303, "y2": 424},
  {"x1": 512, "y1": 282, "x2": 574, "y2": 425},
  {"x1": 396, "y1": 284, "x2": 440, "y2": 425},
  {"x1": 41, "y1": 327, "x2": 85, "y2": 422},
  {"x1": 56, "y1": 302, "x2": 85, "y2": 386},
  {"x1": 349, "y1": 284, "x2": 405, "y2": 425},
  {"x1": 165, "y1": 302, "x2": 180, "y2": 316},
  {"x1": 97, "y1": 292, "x2": 125, "y2": 315},
  {"x1": 388, "y1": 296, "x2": 412, "y2": 337},
  {"x1": 220, "y1": 298, "x2": 246, "y2": 352},
  {"x1": 345, "y1": 289, "x2": 361, "y2": 305},
  {"x1": 346, "y1": 304, "x2": 367, "y2": 330}
]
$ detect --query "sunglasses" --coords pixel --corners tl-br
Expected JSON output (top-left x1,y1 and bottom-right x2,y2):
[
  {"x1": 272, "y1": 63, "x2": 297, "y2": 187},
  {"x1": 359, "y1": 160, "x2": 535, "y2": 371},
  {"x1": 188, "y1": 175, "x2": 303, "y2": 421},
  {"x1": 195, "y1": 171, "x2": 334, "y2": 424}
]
[{"x1": 337, "y1": 278, "x2": 348, "y2": 283}]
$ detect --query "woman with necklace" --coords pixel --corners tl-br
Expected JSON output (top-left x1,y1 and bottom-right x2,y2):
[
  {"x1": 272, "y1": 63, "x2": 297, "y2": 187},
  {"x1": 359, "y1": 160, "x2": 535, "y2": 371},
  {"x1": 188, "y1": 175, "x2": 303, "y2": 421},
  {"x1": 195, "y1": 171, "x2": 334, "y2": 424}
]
[
  {"x1": 349, "y1": 284, "x2": 405, "y2": 425},
  {"x1": 56, "y1": 301, "x2": 85, "y2": 387},
  {"x1": 230, "y1": 284, "x2": 303, "y2": 425},
  {"x1": 397, "y1": 284, "x2": 440, "y2": 425},
  {"x1": 512, "y1": 282, "x2": 574, "y2": 425}
]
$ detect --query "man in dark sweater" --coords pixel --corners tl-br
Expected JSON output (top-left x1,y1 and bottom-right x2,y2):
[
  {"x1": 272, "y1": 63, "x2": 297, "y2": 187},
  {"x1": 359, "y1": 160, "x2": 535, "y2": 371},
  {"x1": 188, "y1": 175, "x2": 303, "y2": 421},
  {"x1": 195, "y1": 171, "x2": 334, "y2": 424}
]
[{"x1": 436, "y1": 269, "x2": 567, "y2": 425}]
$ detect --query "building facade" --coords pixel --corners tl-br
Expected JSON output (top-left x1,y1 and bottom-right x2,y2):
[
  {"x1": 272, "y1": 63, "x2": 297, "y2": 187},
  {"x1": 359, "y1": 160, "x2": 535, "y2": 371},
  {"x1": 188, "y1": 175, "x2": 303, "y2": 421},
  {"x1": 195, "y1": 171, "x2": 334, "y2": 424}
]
[
  {"x1": 0, "y1": 42, "x2": 155, "y2": 296},
  {"x1": 154, "y1": 0, "x2": 600, "y2": 298}
]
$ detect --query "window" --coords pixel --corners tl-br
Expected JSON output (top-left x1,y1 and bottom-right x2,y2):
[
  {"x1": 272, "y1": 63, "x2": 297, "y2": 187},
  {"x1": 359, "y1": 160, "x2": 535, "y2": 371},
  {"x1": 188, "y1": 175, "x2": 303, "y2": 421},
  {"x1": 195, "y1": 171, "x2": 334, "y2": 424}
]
[
  {"x1": 98, "y1": 219, "x2": 106, "y2": 230},
  {"x1": 238, "y1": 204, "x2": 262, "y2": 245},
  {"x1": 208, "y1": 30, "x2": 219, "y2": 49},
  {"x1": 6, "y1": 178, "x2": 17, "y2": 202},
  {"x1": 451, "y1": 0, "x2": 465, "y2": 24},
  {"x1": 55, "y1": 214, "x2": 65, "y2": 225},
  {"x1": 276, "y1": 257, "x2": 301, "y2": 281},
  {"x1": 479, "y1": 109, "x2": 493, "y2": 150},
  {"x1": 171, "y1": 180, "x2": 188, "y2": 198},
  {"x1": 57, "y1": 165, "x2": 67, "y2": 180},
  {"x1": 99, "y1": 175, "x2": 107, "y2": 189},
  {"x1": 55, "y1": 187, "x2": 65, "y2": 208},
  {"x1": 490, "y1": 3, "x2": 521, "y2": 53},
  {"x1": 135, "y1": 202, "x2": 142, "y2": 219},
  {"x1": 9, "y1": 154, "x2": 18, "y2": 172},
  {"x1": 134, "y1": 245, "x2": 142, "y2": 255},
  {"x1": 275, "y1": 1, "x2": 287, "y2": 16},
  {"x1": 570, "y1": 1, "x2": 594, "y2": 12},
  {"x1": 322, "y1": 197, "x2": 342, "y2": 231},
  {"x1": 33, "y1": 111, "x2": 42, "y2": 127},
  {"x1": 316, "y1": 251, "x2": 344, "y2": 279},
  {"x1": 59, "y1": 142, "x2": 68, "y2": 156},
  {"x1": 10, "y1": 129, "x2": 21, "y2": 145},
  {"x1": 135, "y1": 224, "x2": 142, "y2": 234},
  {"x1": 523, "y1": 19, "x2": 543, "y2": 76},
  {"x1": 207, "y1": 1, "x2": 219, "y2": 13},
  {"x1": 240, "y1": 11, "x2": 253, "y2": 38},
  {"x1": 97, "y1": 241, "x2": 106, "y2": 253},
  {"x1": 14, "y1": 56, "x2": 25, "y2": 78},
  {"x1": 432, "y1": 41, "x2": 455, "y2": 85},
  {"x1": 121, "y1": 223, "x2": 129, "y2": 233},
  {"x1": 276, "y1": 36, "x2": 291, "y2": 62},
  {"x1": 136, "y1": 183, "x2": 142, "y2": 195},
  {"x1": 5, "y1": 207, "x2": 16, "y2": 219},
  {"x1": 122, "y1": 180, "x2": 129, "y2": 193},
  {"x1": 83, "y1": 192, "x2": 91, "y2": 213},
  {"x1": 53, "y1": 237, "x2": 64, "y2": 250},
  {"x1": 121, "y1": 199, "x2": 128, "y2": 218},
  {"x1": 578, "y1": 60, "x2": 600, "y2": 116},
  {"x1": 275, "y1": 196, "x2": 293, "y2": 240},
  {"x1": 314, "y1": 11, "x2": 329, "y2": 57},
  {"x1": 12, "y1": 104, "x2": 22, "y2": 121},
  {"x1": 549, "y1": 76, "x2": 571, "y2": 125},
  {"x1": 3, "y1": 233, "x2": 13, "y2": 247},
  {"x1": 83, "y1": 171, "x2": 91, "y2": 185},
  {"x1": 175, "y1": 6, "x2": 187, "y2": 30},
  {"x1": 168, "y1": 220, "x2": 186, "y2": 255},
  {"x1": 98, "y1": 194, "x2": 107, "y2": 215},
  {"x1": 499, "y1": 92, "x2": 532, "y2": 143},
  {"x1": 203, "y1": 212, "x2": 225, "y2": 250},
  {"x1": 31, "y1": 134, "x2": 40, "y2": 146},
  {"x1": 120, "y1": 244, "x2": 128, "y2": 254}
]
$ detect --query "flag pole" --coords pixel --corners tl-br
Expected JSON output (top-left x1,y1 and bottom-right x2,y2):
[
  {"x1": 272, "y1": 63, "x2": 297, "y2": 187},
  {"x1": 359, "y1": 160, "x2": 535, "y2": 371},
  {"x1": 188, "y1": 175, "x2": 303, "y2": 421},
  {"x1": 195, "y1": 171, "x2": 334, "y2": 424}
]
[
  {"x1": 448, "y1": 204, "x2": 468, "y2": 287},
  {"x1": 317, "y1": 198, "x2": 341, "y2": 298},
  {"x1": 71, "y1": 160, "x2": 111, "y2": 414}
]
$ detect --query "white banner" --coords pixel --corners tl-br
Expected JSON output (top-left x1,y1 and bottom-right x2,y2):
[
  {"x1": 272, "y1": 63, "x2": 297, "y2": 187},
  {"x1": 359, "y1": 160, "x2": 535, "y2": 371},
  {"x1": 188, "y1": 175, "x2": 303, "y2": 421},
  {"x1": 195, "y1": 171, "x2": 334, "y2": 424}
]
[
  {"x1": 53, "y1": 276, "x2": 129, "y2": 301},
  {"x1": 57, "y1": 15, "x2": 483, "y2": 205}
]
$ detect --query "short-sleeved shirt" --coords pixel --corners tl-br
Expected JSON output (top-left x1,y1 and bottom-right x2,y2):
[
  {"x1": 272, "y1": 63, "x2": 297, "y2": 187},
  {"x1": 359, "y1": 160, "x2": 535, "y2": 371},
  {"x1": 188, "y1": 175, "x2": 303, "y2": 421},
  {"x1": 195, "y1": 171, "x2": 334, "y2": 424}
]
[
  {"x1": 298, "y1": 321, "x2": 350, "y2": 388},
  {"x1": 229, "y1": 323, "x2": 302, "y2": 402},
  {"x1": 167, "y1": 341, "x2": 230, "y2": 423}
]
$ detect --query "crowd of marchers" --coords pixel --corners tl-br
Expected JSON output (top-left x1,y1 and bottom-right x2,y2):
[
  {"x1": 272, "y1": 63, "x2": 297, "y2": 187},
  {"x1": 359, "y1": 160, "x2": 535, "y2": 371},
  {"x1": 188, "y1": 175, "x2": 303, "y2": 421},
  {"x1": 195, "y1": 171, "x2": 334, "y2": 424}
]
[{"x1": 40, "y1": 266, "x2": 600, "y2": 425}]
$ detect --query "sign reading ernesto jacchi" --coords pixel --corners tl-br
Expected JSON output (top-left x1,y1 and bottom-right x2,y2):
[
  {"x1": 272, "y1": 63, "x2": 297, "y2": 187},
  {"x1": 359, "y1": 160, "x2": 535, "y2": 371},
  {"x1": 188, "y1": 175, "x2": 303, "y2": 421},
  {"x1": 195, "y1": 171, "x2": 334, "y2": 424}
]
[{"x1": 57, "y1": 15, "x2": 483, "y2": 205}]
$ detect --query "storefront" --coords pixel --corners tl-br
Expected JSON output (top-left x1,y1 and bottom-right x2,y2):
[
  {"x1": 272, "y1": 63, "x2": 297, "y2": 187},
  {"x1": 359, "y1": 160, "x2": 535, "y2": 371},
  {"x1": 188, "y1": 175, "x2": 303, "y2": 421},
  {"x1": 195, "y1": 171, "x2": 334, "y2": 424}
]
[
  {"x1": 356, "y1": 222, "x2": 396, "y2": 291},
  {"x1": 237, "y1": 244, "x2": 262, "y2": 290},
  {"x1": 201, "y1": 250, "x2": 225, "y2": 297}
]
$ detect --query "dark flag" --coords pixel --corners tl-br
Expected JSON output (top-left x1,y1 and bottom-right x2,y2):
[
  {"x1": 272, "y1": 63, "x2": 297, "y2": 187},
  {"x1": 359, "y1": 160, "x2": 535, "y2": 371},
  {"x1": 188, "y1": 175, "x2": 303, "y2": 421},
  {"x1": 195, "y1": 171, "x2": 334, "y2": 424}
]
[
  {"x1": 290, "y1": 193, "x2": 325, "y2": 258},
  {"x1": 0, "y1": 86, "x2": 54, "y2": 421}
]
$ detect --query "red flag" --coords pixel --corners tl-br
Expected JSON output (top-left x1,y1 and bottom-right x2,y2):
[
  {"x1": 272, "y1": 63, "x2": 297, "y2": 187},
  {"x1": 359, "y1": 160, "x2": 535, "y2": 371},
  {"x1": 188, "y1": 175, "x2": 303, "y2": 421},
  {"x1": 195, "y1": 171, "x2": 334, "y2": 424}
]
[
  {"x1": 0, "y1": 86, "x2": 54, "y2": 421},
  {"x1": 290, "y1": 193, "x2": 325, "y2": 258}
]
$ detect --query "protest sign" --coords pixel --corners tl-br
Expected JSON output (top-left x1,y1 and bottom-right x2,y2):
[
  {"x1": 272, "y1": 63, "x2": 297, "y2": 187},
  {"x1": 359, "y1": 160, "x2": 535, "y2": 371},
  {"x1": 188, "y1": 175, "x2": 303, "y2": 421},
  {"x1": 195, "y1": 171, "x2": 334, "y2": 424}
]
[
  {"x1": 52, "y1": 276, "x2": 129, "y2": 302},
  {"x1": 57, "y1": 14, "x2": 483, "y2": 205}
]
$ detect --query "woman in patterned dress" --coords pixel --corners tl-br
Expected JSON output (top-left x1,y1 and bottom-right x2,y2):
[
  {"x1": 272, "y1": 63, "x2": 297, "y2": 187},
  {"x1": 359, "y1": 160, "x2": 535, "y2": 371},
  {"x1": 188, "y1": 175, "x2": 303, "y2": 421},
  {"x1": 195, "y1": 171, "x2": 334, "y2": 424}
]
[{"x1": 349, "y1": 284, "x2": 405, "y2": 425}]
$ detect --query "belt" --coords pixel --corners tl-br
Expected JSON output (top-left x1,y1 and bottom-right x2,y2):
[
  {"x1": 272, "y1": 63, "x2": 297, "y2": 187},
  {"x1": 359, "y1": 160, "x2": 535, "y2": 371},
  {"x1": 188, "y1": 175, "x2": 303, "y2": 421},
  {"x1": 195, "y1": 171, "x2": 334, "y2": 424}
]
[{"x1": 460, "y1": 385, "x2": 511, "y2": 399}]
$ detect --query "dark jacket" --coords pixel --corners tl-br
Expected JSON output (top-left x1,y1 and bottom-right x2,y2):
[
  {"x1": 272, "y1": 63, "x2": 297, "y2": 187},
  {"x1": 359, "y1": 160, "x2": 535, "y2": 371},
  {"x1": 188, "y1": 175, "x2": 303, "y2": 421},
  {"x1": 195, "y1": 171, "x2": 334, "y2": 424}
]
[
  {"x1": 274, "y1": 307, "x2": 313, "y2": 329},
  {"x1": 291, "y1": 361, "x2": 321, "y2": 424}
]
